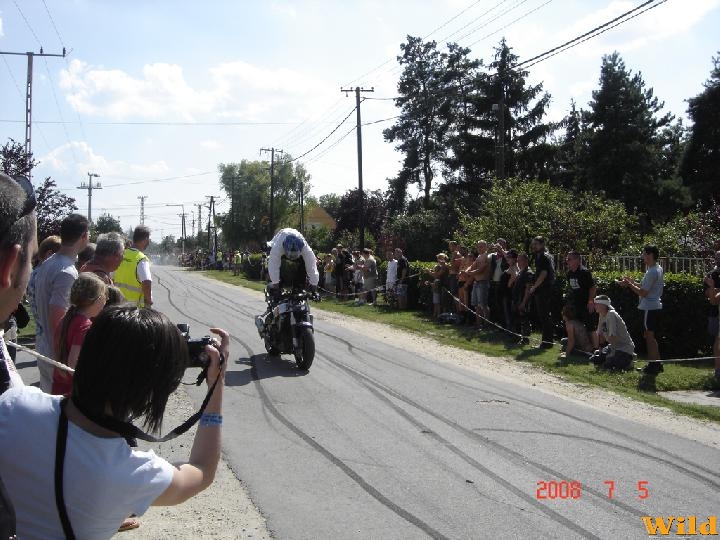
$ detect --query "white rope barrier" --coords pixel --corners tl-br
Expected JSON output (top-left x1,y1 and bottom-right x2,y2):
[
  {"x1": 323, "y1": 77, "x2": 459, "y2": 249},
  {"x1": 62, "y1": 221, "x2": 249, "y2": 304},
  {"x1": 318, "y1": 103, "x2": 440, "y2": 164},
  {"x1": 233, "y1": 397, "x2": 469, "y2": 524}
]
[{"x1": 5, "y1": 341, "x2": 74, "y2": 373}]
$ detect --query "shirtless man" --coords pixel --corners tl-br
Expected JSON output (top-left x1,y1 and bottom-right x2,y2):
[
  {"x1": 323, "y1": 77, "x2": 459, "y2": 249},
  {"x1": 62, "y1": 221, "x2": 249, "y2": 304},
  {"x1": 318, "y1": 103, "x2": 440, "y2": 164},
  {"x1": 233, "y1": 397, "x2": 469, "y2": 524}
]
[{"x1": 466, "y1": 241, "x2": 491, "y2": 327}]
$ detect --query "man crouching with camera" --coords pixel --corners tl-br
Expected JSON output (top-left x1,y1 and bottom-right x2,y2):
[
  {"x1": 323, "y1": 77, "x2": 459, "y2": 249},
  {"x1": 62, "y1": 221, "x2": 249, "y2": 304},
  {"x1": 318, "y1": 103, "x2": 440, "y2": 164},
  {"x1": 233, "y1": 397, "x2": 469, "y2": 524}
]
[{"x1": 0, "y1": 305, "x2": 228, "y2": 539}]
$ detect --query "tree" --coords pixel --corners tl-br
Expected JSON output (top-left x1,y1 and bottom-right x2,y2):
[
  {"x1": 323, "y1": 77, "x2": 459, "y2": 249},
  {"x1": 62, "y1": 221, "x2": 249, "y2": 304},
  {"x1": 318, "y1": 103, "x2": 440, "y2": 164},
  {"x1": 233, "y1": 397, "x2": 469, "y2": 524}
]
[
  {"x1": 0, "y1": 138, "x2": 36, "y2": 176},
  {"x1": 455, "y1": 39, "x2": 556, "y2": 184},
  {"x1": 457, "y1": 178, "x2": 639, "y2": 258},
  {"x1": 34, "y1": 177, "x2": 79, "y2": 241},
  {"x1": 93, "y1": 213, "x2": 122, "y2": 236},
  {"x1": 218, "y1": 157, "x2": 311, "y2": 248},
  {"x1": 384, "y1": 36, "x2": 451, "y2": 209},
  {"x1": 332, "y1": 189, "x2": 387, "y2": 246},
  {"x1": 318, "y1": 193, "x2": 341, "y2": 219},
  {"x1": 578, "y1": 52, "x2": 678, "y2": 218},
  {"x1": 680, "y1": 52, "x2": 720, "y2": 202}
]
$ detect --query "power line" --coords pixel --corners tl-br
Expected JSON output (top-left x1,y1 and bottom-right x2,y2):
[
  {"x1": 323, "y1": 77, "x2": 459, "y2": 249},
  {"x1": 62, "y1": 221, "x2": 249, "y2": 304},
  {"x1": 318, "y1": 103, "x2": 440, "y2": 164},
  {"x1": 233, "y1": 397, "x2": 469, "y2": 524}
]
[
  {"x1": 466, "y1": 0, "x2": 553, "y2": 49},
  {"x1": 289, "y1": 106, "x2": 357, "y2": 162},
  {"x1": 516, "y1": 0, "x2": 662, "y2": 68},
  {"x1": 101, "y1": 171, "x2": 215, "y2": 188},
  {"x1": 0, "y1": 119, "x2": 300, "y2": 126},
  {"x1": 41, "y1": 0, "x2": 66, "y2": 48}
]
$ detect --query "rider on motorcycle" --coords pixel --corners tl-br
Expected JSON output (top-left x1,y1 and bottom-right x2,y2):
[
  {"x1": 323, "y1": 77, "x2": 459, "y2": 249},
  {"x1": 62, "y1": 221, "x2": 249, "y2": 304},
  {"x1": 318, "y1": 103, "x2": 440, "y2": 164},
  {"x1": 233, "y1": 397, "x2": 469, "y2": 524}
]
[{"x1": 266, "y1": 228, "x2": 319, "y2": 300}]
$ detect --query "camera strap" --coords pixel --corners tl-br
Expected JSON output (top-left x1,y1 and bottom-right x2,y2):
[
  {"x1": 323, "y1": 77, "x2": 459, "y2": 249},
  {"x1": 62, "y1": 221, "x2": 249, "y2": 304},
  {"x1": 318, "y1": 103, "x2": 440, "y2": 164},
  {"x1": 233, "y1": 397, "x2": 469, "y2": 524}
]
[
  {"x1": 72, "y1": 355, "x2": 224, "y2": 444},
  {"x1": 55, "y1": 398, "x2": 76, "y2": 540}
]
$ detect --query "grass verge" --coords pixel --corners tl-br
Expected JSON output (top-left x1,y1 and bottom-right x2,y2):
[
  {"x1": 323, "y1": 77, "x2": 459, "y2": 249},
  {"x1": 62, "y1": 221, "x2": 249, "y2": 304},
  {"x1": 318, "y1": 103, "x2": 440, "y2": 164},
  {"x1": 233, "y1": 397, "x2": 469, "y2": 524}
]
[{"x1": 203, "y1": 270, "x2": 720, "y2": 423}]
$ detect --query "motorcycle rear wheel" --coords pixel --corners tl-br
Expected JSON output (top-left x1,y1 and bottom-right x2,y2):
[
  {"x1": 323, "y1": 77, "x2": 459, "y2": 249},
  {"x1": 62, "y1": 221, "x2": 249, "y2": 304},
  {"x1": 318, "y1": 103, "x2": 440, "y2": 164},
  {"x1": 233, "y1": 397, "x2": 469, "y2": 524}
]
[{"x1": 294, "y1": 327, "x2": 315, "y2": 370}]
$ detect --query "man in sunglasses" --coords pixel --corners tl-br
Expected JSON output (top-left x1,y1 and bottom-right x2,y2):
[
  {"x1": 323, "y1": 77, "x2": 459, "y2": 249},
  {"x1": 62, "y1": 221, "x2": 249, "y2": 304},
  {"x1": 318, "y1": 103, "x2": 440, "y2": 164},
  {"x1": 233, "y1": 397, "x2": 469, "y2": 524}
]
[{"x1": 0, "y1": 173, "x2": 37, "y2": 394}]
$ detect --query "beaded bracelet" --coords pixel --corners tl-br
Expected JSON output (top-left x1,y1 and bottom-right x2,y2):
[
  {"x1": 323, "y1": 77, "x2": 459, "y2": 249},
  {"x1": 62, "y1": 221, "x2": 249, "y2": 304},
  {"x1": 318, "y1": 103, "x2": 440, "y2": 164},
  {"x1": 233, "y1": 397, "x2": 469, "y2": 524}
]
[{"x1": 200, "y1": 413, "x2": 223, "y2": 427}]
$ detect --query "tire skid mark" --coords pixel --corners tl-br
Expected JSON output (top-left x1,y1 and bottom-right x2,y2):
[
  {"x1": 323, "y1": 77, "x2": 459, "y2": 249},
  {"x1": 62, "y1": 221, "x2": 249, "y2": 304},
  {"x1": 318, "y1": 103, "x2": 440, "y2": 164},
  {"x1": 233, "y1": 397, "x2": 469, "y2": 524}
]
[
  {"x1": 322, "y1": 355, "x2": 601, "y2": 539},
  {"x1": 158, "y1": 270, "x2": 449, "y2": 539},
  {"x1": 312, "y1": 326, "x2": 720, "y2": 484},
  {"x1": 318, "y1": 352, "x2": 647, "y2": 521}
]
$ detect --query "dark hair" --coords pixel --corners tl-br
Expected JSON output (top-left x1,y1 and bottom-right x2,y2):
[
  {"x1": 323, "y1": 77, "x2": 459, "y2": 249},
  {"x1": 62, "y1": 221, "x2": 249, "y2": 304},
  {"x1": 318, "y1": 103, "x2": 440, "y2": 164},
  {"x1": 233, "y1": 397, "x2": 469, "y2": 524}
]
[
  {"x1": 77, "y1": 243, "x2": 96, "y2": 269},
  {"x1": 72, "y1": 305, "x2": 189, "y2": 432},
  {"x1": 0, "y1": 174, "x2": 35, "y2": 265},
  {"x1": 133, "y1": 225, "x2": 151, "y2": 243},
  {"x1": 105, "y1": 285, "x2": 125, "y2": 305},
  {"x1": 561, "y1": 304, "x2": 577, "y2": 320},
  {"x1": 643, "y1": 244, "x2": 659, "y2": 260},
  {"x1": 60, "y1": 213, "x2": 89, "y2": 245},
  {"x1": 506, "y1": 249, "x2": 518, "y2": 259},
  {"x1": 534, "y1": 236, "x2": 546, "y2": 245},
  {"x1": 567, "y1": 250, "x2": 580, "y2": 259}
]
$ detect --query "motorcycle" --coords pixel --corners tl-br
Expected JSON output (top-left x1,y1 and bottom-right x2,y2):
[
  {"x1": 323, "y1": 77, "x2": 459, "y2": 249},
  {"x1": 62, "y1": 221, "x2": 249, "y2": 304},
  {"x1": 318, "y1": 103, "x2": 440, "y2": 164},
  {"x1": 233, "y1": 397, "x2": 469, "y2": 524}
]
[{"x1": 255, "y1": 288, "x2": 320, "y2": 370}]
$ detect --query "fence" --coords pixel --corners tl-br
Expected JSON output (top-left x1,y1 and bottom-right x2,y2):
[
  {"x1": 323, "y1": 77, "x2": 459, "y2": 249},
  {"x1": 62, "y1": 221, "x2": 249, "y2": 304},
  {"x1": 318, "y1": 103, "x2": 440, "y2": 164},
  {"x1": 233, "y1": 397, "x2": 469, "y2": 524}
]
[{"x1": 552, "y1": 254, "x2": 716, "y2": 276}]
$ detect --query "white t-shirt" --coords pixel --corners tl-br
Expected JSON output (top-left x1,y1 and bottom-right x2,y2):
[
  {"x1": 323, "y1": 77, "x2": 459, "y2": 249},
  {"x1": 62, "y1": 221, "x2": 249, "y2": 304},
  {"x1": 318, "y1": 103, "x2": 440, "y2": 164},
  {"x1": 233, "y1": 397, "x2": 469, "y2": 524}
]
[
  {"x1": 137, "y1": 258, "x2": 152, "y2": 283},
  {"x1": 0, "y1": 387, "x2": 174, "y2": 540},
  {"x1": 386, "y1": 260, "x2": 398, "y2": 287}
]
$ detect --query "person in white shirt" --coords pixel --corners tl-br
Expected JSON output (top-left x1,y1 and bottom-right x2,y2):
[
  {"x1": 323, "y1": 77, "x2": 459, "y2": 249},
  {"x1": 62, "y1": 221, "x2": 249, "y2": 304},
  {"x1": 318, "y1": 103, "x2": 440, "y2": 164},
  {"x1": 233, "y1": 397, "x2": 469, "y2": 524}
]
[
  {"x1": 0, "y1": 305, "x2": 228, "y2": 539},
  {"x1": 267, "y1": 228, "x2": 319, "y2": 294}
]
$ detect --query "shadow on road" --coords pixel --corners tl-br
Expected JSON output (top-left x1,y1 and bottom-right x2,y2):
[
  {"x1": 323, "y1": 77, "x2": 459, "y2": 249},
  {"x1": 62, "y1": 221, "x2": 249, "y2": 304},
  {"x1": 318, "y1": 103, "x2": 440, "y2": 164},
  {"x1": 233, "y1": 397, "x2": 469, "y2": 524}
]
[{"x1": 224, "y1": 354, "x2": 309, "y2": 387}]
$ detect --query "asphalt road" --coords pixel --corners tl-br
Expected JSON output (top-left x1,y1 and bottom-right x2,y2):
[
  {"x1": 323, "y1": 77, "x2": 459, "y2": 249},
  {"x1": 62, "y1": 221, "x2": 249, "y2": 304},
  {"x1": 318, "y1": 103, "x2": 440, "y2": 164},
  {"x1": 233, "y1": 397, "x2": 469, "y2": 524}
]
[{"x1": 17, "y1": 265, "x2": 720, "y2": 539}]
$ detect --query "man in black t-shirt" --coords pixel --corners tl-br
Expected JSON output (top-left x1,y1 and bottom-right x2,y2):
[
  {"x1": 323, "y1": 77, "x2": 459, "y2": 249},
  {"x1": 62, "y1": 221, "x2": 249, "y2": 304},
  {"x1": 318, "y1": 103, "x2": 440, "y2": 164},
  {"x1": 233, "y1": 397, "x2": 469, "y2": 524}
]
[
  {"x1": 512, "y1": 253, "x2": 535, "y2": 342},
  {"x1": 565, "y1": 250, "x2": 596, "y2": 327},
  {"x1": 529, "y1": 236, "x2": 555, "y2": 348},
  {"x1": 394, "y1": 248, "x2": 409, "y2": 309}
]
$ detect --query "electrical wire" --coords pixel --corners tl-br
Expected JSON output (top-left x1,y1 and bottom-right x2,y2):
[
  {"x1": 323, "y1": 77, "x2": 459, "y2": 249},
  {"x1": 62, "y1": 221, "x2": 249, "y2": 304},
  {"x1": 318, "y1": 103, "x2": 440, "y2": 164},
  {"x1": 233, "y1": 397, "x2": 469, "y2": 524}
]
[
  {"x1": 516, "y1": 0, "x2": 662, "y2": 68},
  {"x1": 305, "y1": 125, "x2": 357, "y2": 165},
  {"x1": 288, "y1": 107, "x2": 357, "y2": 162}
]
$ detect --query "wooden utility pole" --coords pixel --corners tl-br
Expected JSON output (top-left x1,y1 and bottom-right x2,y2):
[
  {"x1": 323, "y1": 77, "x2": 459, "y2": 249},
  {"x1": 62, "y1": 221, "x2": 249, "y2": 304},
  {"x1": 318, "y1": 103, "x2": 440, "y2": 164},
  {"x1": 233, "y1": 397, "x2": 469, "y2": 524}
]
[
  {"x1": 341, "y1": 86, "x2": 374, "y2": 249},
  {"x1": 260, "y1": 148, "x2": 284, "y2": 238}
]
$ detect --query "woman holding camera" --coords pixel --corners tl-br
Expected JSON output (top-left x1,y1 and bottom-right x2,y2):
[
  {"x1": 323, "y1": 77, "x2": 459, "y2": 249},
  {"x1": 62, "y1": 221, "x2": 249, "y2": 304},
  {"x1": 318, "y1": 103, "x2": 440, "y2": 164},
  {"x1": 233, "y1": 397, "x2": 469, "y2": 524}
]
[{"x1": 0, "y1": 305, "x2": 228, "y2": 539}]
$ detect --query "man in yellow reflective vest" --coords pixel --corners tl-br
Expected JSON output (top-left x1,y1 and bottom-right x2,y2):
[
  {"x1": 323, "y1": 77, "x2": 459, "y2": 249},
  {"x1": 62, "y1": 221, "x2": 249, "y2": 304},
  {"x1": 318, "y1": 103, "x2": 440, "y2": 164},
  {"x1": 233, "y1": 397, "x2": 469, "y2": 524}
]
[{"x1": 115, "y1": 225, "x2": 153, "y2": 307}]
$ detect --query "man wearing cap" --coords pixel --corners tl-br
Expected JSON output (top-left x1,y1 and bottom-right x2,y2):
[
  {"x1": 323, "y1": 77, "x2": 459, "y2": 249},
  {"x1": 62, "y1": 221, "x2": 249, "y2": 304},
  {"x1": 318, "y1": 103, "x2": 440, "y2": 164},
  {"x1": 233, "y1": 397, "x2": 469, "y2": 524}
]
[{"x1": 592, "y1": 295, "x2": 635, "y2": 370}]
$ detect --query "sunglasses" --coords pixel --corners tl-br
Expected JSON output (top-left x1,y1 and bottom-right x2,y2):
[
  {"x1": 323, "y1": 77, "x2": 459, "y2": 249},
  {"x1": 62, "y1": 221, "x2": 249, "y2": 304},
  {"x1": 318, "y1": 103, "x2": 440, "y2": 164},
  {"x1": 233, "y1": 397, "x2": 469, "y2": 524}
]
[{"x1": 0, "y1": 175, "x2": 36, "y2": 240}]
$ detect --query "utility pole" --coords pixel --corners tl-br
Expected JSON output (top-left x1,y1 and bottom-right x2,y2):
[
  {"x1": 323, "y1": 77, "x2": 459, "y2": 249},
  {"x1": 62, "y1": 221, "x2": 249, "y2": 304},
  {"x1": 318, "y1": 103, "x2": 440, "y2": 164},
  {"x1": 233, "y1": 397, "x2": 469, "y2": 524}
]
[
  {"x1": 0, "y1": 47, "x2": 66, "y2": 172},
  {"x1": 197, "y1": 203, "x2": 203, "y2": 244},
  {"x1": 137, "y1": 195, "x2": 148, "y2": 225},
  {"x1": 77, "y1": 172, "x2": 101, "y2": 223},
  {"x1": 190, "y1": 210, "x2": 195, "y2": 237},
  {"x1": 205, "y1": 196, "x2": 217, "y2": 255},
  {"x1": 260, "y1": 148, "x2": 283, "y2": 238},
  {"x1": 341, "y1": 86, "x2": 374, "y2": 249},
  {"x1": 493, "y1": 91, "x2": 506, "y2": 180},
  {"x1": 298, "y1": 177, "x2": 305, "y2": 235}
]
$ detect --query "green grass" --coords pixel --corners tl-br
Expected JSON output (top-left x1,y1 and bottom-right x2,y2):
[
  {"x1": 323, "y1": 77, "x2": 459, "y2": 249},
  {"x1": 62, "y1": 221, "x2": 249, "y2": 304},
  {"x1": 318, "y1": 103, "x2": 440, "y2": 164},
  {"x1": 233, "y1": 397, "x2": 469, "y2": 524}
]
[
  {"x1": 17, "y1": 305, "x2": 35, "y2": 342},
  {"x1": 203, "y1": 271, "x2": 720, "y2": 423}
]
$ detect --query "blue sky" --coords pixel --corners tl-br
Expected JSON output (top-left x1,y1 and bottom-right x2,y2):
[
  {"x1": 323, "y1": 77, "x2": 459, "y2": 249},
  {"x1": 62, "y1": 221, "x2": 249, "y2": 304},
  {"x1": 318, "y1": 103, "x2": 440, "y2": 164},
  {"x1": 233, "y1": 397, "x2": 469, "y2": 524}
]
[{"x1": 1, "y1": 0, "x2": 718, "y2": 239}]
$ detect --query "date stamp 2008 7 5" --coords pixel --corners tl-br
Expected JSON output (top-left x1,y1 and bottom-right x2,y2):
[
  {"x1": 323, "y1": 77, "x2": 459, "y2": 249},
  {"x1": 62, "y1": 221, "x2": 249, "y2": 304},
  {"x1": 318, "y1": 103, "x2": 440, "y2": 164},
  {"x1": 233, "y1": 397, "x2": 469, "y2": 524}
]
[{"x1": 535, "y1": 479, "x2": 650, "y2": 500}]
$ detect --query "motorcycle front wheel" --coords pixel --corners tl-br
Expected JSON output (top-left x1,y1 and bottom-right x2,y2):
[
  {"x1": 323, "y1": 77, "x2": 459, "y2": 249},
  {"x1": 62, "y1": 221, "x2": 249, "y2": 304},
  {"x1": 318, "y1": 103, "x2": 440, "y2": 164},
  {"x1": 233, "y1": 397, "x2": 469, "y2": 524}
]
[
  {"x1": 294, "y1": 327, "x2": 315, "y2": 370},
  {"x1": 264, "y1": 334, "x2": 280, "y2": 356}
]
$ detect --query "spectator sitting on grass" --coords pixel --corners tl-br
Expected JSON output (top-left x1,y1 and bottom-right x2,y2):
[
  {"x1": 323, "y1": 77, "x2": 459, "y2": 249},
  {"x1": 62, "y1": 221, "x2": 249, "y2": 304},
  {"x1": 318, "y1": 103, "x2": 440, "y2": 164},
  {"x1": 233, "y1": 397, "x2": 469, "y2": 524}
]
[
  {"x1": 559, "y1": 304, "x2": 593, "y2": 361},
  {"x1": 591, "y1": 295, "x2": 635, "y2": 371}
]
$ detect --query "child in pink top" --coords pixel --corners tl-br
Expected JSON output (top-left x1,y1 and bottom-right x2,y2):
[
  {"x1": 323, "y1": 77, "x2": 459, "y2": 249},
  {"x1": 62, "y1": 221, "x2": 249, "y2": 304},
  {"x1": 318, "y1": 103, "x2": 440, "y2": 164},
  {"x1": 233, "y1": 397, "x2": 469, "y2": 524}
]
[{"x1": 52, "y1": 273, "x2": 107, "y2": 395}]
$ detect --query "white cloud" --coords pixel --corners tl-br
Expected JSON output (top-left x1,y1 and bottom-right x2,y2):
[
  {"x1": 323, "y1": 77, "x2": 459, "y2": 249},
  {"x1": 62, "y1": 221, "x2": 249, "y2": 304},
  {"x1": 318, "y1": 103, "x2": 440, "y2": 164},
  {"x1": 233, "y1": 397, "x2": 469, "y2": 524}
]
[
  {"x1": 0, "y1": 13, "x2": 4, "y2": 37},
  {"x1": 39, "y1": 141, "x2": 170, "y2": 179},
  {"x1": 58, "y1": 58, "x2": 336, "y2": 123}
]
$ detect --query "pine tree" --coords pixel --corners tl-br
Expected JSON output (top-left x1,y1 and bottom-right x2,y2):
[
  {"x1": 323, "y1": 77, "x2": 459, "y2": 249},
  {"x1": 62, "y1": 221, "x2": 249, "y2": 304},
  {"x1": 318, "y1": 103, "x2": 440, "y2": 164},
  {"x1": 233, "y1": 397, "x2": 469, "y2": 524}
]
[
  {"x1": 680, "y1": 52, "x2": 720, "y2": 202},
  {"x1": 471, "y1": 39, "x2": 556, "y2": 181},
  {"x1": 384, "y1": 36, "x2": 451, "y2": 209},
  {"x1": 579, "y1": 52, "x2": 675, "y2": 217}
]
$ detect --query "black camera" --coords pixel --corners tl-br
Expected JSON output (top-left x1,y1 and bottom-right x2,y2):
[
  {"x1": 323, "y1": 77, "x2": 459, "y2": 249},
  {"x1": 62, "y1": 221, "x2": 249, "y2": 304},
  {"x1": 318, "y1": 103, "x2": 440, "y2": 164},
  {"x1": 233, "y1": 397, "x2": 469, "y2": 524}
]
[{"x1": 177, "y1": 323, "x2": 216, "y2": 368}]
